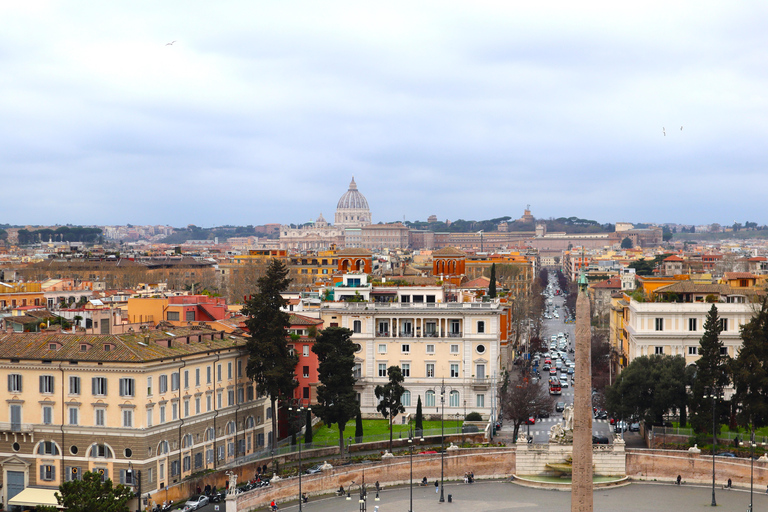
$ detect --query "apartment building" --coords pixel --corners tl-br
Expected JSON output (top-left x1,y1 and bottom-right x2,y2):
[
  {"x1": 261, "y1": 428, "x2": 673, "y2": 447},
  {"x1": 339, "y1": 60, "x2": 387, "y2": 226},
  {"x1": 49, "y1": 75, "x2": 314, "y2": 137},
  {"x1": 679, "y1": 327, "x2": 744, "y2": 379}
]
[
  {"x1": 0, "y1": 326, "x2": 270, "y2": 508},
  {"x1": 320, "y1": 288, "x2": 506, "y2": 421}
]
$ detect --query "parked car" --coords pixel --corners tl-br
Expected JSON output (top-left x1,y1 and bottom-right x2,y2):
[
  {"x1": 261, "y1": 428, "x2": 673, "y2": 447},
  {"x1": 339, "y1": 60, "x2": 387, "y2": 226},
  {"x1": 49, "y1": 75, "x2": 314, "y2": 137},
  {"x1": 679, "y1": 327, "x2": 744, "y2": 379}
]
[
  {"x1": 184, "y1": 496, "x2": 209, "y2": 511},
  {"x1": 525, "y1": 417, "x2": 536, "y2": 425},
  {"x1": 556, "y1": 402, "x2": 565, "y2": 412},
  {"x1": 614, "y1": 421, "x2": 628, "y2": 433},
  {"x1": 539, "y1": 410, "x2": 550, "y2": 419},
  {"x1": 592, "y1": 435, "x2": 610, "y2": 445},
  {"x1": 305, "y1": 463, "x2": 324, "y2": 474},
  {"x1": 629, "y1": 422, "x2": 640, "y2": 432},
  {"x1": 716, "y1": 452, "x2": 737, "y2": 458}
]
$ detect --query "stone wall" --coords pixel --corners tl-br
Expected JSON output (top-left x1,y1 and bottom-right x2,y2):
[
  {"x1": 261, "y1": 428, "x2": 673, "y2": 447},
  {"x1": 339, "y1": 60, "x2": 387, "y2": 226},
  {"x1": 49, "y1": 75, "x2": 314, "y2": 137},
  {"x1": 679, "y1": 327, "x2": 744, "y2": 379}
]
[
  {"x1": 627, "y1": 449, "x2": 768, "y2": 488},
  {"x1": 515, "y1": 441, "x2": 626, "y2": 477}
]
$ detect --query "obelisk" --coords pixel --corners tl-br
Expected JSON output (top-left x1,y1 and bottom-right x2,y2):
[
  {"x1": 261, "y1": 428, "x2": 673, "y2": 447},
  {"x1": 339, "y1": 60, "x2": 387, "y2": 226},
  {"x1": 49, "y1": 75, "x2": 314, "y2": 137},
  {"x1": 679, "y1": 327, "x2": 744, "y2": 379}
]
[{"x1": 571, "y1": 271, "x2": 593, "y2": 512}]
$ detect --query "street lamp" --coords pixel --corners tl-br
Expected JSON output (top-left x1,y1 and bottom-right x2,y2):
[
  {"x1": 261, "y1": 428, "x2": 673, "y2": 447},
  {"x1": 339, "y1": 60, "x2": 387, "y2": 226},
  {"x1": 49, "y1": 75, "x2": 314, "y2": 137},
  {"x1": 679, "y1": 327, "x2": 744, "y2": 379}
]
[
  {"x1": 749, "y1": 428, "x2": 755, "y2": 512},
  {"x1": 127, "y1": 462, "x2": 141, "y2": 512},
  {"x1": 408, "y1": 423, "x2": 424, "y2": 512},
  {"x1": 288, "y1": 402, "x2": 311, "y2": 512},
  {"x1": 439, "y1": 379, "x2": 446, "y2": 503},
  {"x1": 346, "y1": 479, "x2": 367, "y2": 512},
  {"x1": 704, "y1": 387, "x2": 719, "y2": 507}
]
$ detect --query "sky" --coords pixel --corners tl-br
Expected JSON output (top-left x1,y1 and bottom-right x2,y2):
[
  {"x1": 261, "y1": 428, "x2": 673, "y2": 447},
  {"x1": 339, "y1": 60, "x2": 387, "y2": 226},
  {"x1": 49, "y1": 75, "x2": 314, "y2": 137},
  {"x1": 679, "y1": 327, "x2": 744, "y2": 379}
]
[{"x1": 2, "y1": 1, "x2": 768, "y2": 228}]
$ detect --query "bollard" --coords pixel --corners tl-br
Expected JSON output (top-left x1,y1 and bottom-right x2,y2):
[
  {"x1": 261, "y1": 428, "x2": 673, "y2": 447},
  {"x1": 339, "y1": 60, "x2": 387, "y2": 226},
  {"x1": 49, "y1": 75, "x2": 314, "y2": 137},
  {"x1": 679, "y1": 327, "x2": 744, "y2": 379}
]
[{"x1": 448, "y1": 494, "x2": 452, "y2": 503}]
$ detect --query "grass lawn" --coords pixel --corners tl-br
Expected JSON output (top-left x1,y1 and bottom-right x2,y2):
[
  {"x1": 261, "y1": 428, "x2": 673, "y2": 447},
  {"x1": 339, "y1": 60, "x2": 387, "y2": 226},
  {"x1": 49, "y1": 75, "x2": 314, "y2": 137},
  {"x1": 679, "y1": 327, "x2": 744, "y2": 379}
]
[{"x1": 310, "y1": 419, "x2": 464, "y2": 446}]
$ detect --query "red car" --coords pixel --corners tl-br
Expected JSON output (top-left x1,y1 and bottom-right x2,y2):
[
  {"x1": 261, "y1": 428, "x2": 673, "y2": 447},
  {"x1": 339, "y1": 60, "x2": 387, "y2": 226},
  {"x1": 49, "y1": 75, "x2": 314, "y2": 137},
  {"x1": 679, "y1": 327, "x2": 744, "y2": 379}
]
[{"x1": 525, "y1": 417, "x2": 536, "y2": 425}]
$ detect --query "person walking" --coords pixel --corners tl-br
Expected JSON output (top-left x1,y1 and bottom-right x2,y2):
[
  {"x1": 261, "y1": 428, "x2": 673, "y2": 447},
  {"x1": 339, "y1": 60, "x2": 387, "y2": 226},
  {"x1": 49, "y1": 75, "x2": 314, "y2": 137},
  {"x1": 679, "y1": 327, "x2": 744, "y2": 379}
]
[{"x1": 435, "y1": 480, "x2": 439, "y2": 493}]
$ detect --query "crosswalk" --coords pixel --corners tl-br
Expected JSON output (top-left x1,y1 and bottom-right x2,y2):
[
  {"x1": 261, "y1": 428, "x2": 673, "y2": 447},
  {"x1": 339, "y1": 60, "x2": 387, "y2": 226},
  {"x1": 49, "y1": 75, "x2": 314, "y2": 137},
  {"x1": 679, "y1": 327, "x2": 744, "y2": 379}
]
[{"x1": 524, "y1": 417, "x2": 612, "y2": 437}]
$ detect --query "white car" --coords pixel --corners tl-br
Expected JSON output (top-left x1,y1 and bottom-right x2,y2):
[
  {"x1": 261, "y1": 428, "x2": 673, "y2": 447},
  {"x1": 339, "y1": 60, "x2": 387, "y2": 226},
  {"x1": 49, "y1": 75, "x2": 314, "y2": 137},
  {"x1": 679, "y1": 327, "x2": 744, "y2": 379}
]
[{"x1": 184, "y1": 496, "x2": 209, "y2": 511}]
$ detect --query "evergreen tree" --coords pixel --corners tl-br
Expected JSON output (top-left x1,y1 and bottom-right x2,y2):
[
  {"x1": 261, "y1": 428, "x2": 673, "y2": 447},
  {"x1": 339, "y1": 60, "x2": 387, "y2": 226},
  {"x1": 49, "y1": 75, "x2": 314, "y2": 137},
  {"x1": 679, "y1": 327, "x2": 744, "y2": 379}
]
[
  {"x1": 690, "y1": 305, "x2": 730, "y2": 435},
  {"x1": 243, "y1": 259, "x2": 299, "y2": 449},
  {"x1": 311, "y1": 327, "x2": 359, "y2": 453},
  {"x1": 415, "y1": 395, "x2": 424, "y2": 435},
  {"x1": 489, "y1": 263, "x2": 497, "y2": 298},
  {"x1": 37, "y1": 470, "x2": 134, "y2": 512},
  {"x1": 732, "y1": 299, "x2": 768, "y2": 431},
  {"x1": 304, "y1": 408, "x2": 313, "y2": 445},
  {"x1": 375, "y1": 366, "x2": 406, "y2": 454},
  {"x1": 355, "y1": 410, "x2": 364, "y2": 442}
]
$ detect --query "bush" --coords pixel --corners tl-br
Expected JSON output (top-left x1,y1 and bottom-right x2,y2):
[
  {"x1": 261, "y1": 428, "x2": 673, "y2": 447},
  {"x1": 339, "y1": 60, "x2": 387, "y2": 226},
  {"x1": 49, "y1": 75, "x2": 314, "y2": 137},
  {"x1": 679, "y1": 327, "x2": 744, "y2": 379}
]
[{"x1": 465, "y1": 412, "x2": 483, "y2": 421}]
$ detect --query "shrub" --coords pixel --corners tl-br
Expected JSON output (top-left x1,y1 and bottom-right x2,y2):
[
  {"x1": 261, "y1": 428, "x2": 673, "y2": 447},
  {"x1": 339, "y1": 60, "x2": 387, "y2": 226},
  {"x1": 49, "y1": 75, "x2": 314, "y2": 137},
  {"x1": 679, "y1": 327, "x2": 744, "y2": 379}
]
[{"x1": 465, "y1": 412, "x2": 483, "y2": 421}]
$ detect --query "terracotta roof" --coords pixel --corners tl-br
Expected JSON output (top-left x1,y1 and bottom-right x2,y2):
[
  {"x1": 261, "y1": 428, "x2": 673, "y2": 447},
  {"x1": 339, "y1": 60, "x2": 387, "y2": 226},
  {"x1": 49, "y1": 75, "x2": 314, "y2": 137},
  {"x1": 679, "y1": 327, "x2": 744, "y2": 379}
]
[
  {"x1": 289, "y1": 314, "x2": 323, "y2": 326},
  {"x1": 461, "y1": 276, "x2": 492, "y2": 289},
  {"x1": 592, "y1": 276, "x2": 622, "y2": 289},
  {"x1": 432, "y1": 247, "x2": 466, "y2": 257},
  {"x1": 748, "y1": 257, "x2": 767, "y2": 262},
  {"x1": 664, "y1": 255, "x2": 684, "y2": 262},
  {"x1": 0, "y1": 326, "x2": 245, "y2": 363},
  {"x1": 723, "y1": 272, "x2": 757, "y2": 280},
  {"x1": 654, "y1": 281, "x2": 731, "y2": 295},
  {"x1": 335, "y1": 248, "x2": 373, "y2": 256}
]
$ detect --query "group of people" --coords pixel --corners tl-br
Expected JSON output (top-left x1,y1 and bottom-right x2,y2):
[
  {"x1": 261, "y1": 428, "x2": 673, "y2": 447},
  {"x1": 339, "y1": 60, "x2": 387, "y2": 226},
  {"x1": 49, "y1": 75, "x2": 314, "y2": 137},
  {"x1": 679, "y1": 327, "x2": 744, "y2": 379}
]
[{"x1": 463, "y1": 470, "x2": 475, "y2": 484}]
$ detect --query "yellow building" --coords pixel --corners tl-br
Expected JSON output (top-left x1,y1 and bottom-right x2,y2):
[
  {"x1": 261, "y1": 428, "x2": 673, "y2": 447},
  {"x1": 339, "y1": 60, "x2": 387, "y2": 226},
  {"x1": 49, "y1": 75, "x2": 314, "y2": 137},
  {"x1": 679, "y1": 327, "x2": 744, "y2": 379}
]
[
  {"x1": 0, "y1": 282, "x2": 44, "y2": 309},
  {"x1": 0, "y1": 326, "x2": 270, "y2": 508}
]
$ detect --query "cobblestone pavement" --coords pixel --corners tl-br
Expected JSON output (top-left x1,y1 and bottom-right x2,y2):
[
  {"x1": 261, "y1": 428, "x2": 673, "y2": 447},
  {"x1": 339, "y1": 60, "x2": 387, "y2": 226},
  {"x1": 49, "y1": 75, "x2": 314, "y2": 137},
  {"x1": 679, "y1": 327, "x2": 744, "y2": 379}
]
[{"x1": 261, "y1": 480, "x2": 768, "y2": 512}]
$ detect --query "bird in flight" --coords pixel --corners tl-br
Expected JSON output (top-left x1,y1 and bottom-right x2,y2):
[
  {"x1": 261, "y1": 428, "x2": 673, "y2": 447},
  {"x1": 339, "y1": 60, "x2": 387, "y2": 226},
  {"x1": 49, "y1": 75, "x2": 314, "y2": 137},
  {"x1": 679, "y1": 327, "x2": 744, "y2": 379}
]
[
  {"x1": 680, "y1": 126, "x2": 683, "y2": 131},
  {"x1": 166, "y1": 41, "x2": 176, "y2": 46},
  {"x1": 662, "y1": 127, "x2": 666, "y2": 136}
]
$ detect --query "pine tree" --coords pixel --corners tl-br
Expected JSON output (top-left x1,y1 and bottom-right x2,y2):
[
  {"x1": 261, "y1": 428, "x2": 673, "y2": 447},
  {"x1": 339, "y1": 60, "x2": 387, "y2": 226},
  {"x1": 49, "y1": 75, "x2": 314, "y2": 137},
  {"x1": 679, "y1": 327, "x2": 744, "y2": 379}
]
[
  {"x1": 312, "y1": 326, "x2": 359, "y2": 453},
  {"x1": 489, "y1": 263, "x2": 497, "y2": 298},
  {"x1": 355, "y1": 409, "x2": 364, "y2": 442},
  {"x1": 243, "y1": 259, "x2": 299, "y2": 449},
  {"x1": 415, "y1": 395, "x2": 424, "y2": 435},
  {"x1": 690, "y1": 304, "x2": 730, "y2": 435},
  {"x1": 304, "y1": 409, "x2": 313, "y2": 445},
  {"x1": 375, "y1": 366, "x2": 406, "y2": 454},
  {"x1": 732, "y1": 299, "x2": 768, "y2": 430},
  {"x1": 37, "y1": 470, "x2": 134, "y2": 512}
]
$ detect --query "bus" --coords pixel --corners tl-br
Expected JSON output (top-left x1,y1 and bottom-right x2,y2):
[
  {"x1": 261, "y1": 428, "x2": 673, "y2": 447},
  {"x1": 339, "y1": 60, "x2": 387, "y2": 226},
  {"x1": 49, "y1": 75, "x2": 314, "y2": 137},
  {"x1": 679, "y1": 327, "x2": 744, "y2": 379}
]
[{"x1": 549, "y1": 377, "x2": 561, "y2": 395}]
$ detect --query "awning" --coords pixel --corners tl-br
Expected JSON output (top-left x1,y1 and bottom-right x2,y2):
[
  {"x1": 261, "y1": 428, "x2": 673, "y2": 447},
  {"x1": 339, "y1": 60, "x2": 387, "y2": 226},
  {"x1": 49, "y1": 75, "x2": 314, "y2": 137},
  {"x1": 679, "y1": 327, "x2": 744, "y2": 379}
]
[{"x1": 8, "y1": 487, "x2": 61, "y2": 508}]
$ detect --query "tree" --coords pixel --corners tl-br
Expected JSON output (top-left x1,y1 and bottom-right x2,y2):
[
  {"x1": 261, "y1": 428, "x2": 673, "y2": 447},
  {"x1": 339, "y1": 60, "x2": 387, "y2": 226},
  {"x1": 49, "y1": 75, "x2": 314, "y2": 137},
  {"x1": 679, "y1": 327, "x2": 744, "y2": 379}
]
[
  {"x1": 243, "y1": 259, "x2": 298, "y2": 449},
  {"x1": 620, "y1": 237, "x2": 633, "y2": 249},
  {"x1": 355, "y1": 409, "x2": 364, "y2": 442},
  {"x1": 375, "y1": 366, "x2": 406, "y2": 453},
  {"x1": 499, "y1": 371, "x2": 553, "y2": 440},
  {"x1": 311, "y1": 326, "x2": 359, "y2": 453},
  {"x1": 38, "y1": 470, "x2": 134, "y2": 512},
  {"x1": 732, "y1": 299, "x2": 768, "y2": 432},
  {"x1": 415, "y1": 395, "x2": 424, "y2": 435},
  {"x1": 604, "y1": 355, "x2": 687, "y2": 426},
  {"x1": 488, "y1": 263, "x2": 497, "y2": 298},
  {"x1": 689, "y1": 305, "x2": 730, "y2": 434}
]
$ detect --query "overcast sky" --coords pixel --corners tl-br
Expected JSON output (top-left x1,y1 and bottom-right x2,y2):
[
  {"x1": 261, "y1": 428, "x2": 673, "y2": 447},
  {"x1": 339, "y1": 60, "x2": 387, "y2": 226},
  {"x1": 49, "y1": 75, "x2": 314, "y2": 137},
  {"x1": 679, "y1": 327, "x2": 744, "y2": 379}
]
[{"x1": 2, "y1": 1, "x2": 767, "y2": 228}]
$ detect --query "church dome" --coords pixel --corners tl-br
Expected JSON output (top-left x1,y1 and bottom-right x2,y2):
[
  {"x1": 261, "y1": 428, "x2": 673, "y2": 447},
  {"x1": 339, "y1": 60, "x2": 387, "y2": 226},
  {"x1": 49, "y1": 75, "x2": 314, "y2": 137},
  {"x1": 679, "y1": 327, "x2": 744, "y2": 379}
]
[{"x1": 336, "y1": 177, "x2": 369, "y2": 210}]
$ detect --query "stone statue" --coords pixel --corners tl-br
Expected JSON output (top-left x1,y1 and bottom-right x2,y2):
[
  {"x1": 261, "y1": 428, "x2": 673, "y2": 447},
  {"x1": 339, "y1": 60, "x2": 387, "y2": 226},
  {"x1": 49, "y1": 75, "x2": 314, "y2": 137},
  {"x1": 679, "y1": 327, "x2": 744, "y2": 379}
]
[
  {"x1": 226, "y1": 472, "x2": 238, "y2": 497},
  {"x1": 563, "y1": 405, "x2": 574, "y2": 432}
]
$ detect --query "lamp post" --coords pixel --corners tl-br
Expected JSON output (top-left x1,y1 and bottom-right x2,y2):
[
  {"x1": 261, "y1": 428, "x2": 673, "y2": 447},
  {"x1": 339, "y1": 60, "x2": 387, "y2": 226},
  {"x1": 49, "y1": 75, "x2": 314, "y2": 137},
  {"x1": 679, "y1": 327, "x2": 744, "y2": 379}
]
[
  {"x1": 288, "y1": 402, "x2": 311, "y2": 512},
  {"x1": 749, "y1": 428, "x2": 755, "y2": 512},
  {"x1": 408, "y1": 424, "x2": 424, "y2": 512},
  {"x1": 346, "y1": 478, "x2": 367, "y2": 512},
  {"x1": 704, "y1": 387, "x2": 718, "y2": 507},
  {"x1": 127, "y1": 462, "x2": 141, "y2": 512},
  {"x1": 439, "y1": 379, "x2": 446, "y2": 503}
]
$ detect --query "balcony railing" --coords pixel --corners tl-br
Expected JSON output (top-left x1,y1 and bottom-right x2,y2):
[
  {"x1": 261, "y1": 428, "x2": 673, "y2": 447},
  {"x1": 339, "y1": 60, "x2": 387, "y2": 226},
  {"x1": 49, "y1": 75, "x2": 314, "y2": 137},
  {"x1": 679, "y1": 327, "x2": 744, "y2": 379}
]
[
  {"x1": 399, "y1": 332, "x2": 414, "y2": 338},
  {"x1": 376, "y1": 331, "x2": 390, "y2": 337},
  {"x1": 0, "y1": 422, "x2": 33, "y2": 433},
  {"x1": 472, "y1": 377, "x2": 490, "y2": 389},
  {"x1": 448, "y1": 332, "x2": 463, "y2": 338}
]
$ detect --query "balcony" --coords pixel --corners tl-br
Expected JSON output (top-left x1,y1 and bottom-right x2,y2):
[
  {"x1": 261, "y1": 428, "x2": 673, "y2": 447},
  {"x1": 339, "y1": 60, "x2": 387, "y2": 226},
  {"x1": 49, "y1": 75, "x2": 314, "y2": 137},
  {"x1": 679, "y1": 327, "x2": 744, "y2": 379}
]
[
  {"x1": 424, "y1": 332, "x2": 439, "y2": 338},
  {"x1": 448, "y1": 331, "x2": 463, "y2": 338},
  {"x1": 376, "y1": 331, "x2": 390, "y2": 337},
  {"x1": 472, "y1": 377, "x2": 491, "y2": 390},
  {"x1": 399, "y1": 332, "x2": 414, "y2": 338},
  {"x1": 0, "y1": 422, "x2": 33, "y2": 433}
]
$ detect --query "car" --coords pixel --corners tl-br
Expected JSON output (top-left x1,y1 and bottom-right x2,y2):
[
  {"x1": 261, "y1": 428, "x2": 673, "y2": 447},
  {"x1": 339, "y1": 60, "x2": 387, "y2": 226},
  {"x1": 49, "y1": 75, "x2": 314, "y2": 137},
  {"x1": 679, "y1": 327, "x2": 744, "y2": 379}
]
[
  {"x1": 592, "y1": 435, "x2": 610, "y2": 445},
  {"x1": 184, "y1": 496, "x2": 209, "y2": 511},
  {"x1": 539, "y1": 410, "x2": 550, "y2": 419},
  {"x1": 560, "y1": 380, "x2": 569, "y2": 388},
  {"x1": 556, "y1": 402, "x2": 565, "y2": 412},
  {"x1": 614, "y1": 421, "x2": 628, "y2": 433},
  {"x1": 305, "y1": 463, "x2": 324, "y2": 474},
  {"x1": 549, "y1": 367, "x2": 557, "y2": 375},
  {"x1": 594, "y1": 409, "x2": 608, "y2": 420},
  {"x1": 525, "y1": 416, "x2": 536, "y2": 425},
  {"x1": 716, "y1": 452, "x2": 737, "y2": 458},
  {"x1": 629, "y1": 422, "x2": 640, "y2": 432},
  {"x1": 567, "y1": 367, "x2": 574, "y2": 375}
]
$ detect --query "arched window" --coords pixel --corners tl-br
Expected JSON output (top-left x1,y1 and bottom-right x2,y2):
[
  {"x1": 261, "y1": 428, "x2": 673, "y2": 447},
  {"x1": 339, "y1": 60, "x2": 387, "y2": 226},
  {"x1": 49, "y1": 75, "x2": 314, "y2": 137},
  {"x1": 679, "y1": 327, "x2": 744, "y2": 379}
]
[
  {"x1": 157, "y1": 440, "x2": 169, "y2": 455},
  {"x1": 204, "y1": 427, "x2": 215, "y2": 442},
  {"x1": 244, "y1": 416, "x2": 255, "y2": 429},
  {"x1": 425, "y1": 390, "x2": 435, "y2": 408},
  {"x1": 400, "y1": 390, "x2": 411, "y2": 407},
  {"x1": 90, "y1": 443, "x2": 113, "y2": 458},
  {"x1": 182, "y1": 434, "x2": 193, "y2": 449},
  {"x1": 37, "y1": 441, "x2": 59, "y2": 455},
  {"x1": 449, "y1": 390, "x2": 460, "y2": 408},
  {"x1": 226, "y1": 421, "x2": 236, "y2": 435}
]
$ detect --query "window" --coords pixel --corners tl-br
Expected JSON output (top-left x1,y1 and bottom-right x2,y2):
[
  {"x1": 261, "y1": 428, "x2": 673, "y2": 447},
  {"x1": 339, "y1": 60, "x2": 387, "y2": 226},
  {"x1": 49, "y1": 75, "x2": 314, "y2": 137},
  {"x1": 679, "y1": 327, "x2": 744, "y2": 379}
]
[
  {"x1": 69, "y1": 376, "x2": 80, "y2": 395},
  {"x1": 159, "y1": 375, "x2": 168, "y2": 393},
  {"x1": 10, "y1": 404, "x2": 21, "y2": 431},
  {"x1": 69, "y1": 406, "x2": 79, "y2": 425},
  {"x1": 42, "y1": 405, "x2": 53, "y2": 425},
  {"x1": 147, "y1": 377, "x2": 153, "y2": 396},
  {"x1": 159, "y1": 405, "x2": 166, "y2": 424},
  {"x1": 40, "y1": 375, "x2": 54, "y2": 394},
  {"x1": 477, "y1": 321, "x2": 485, "y2": 333},
  {"x1": 147, "y1": 407, "x2": 153, "y2": 427},
  {"x1": 378, "y1": 321, "x2": 389, "y2": 335},
  {"x1": 401, "y1": 390, "x2": 411, "y2": 407},
  {"x1": 184, "y1": 399, "x2": 190, "y2": 417},
  {"x1": 720, "y1": 347, "x2": 728, "y2": 356},
  {"x1": 195, "y1": 368, "x2": 200, "y2": 387},
  {"x1": 353, "y1": 363, "x2": 362, "y2": 379},
  {"x1": 401, "y1": 363, "x2": 410, "y2": 377},
  {"x1": 426, "y1": 344, "x2": 435, "y2": 354},
  {"x1": 123, "y1": 409, "x2": 133, "y2": 427},
  {"x1": 425, "y1": 322, "x2": 437, "y2": 336},
  {"x1": 38, "y1": 441, "x2": 59, "y2": 455},
  {"x1": 92, "y1": 377, "x2": 107, "y2": 395},
  {"x1": 66, "y1": 466, "x2": 82, "y2": 482},
  {"x1": 95, "y1": 408, "x2": 106, "y2": 426},
  {"x1": 171, "y1": 372, "x2": 180, "y2": 391},
  {"x1": 450, "y1": 363, "x2": 459, "y2": 378},
  {"x1": 303, "y1": 366, "x2": 309, "y2": 378},
  {"x1": 184, "y1": 370, "x2": 189, "y2": 389},
  {"x1": 303, "y1": 386, "x2": 310, "y2": 399},
  {"x1": 688, "y1": 318, "x2": 697, "y2": 331},
  {"x1": 401, "y1": 344, "x2": 410, "y2": 354},
  {"x1": 238, "y1": 360, "x2": 242, "y2": 378},
  {"x1": 450, "y1": 344, "x2": 459, "y2": 354},
  {"x1": 228, "y1": 390, "x2": 234, "y2": 406},
  {"x1": 217, "y1": 392, "x2": 222, "y2": 409},
  {"x1": 167, "y1": 311, "x2": 180, "y2": 321},
  {"x1": 186, "y1": 311, "x2": 195, "y2": 322},
  {"x1": 195, "y1": 397, "x2": 201, "y2": 414},
  {"x1": 655, "y1": 346, "x2": 664, "y2": 355},
  {"x1": 426, "y1": 363, "x2": 435, "y2": 378},
  {"x1": 8, "y1": 374, "x2": 22, "y2": 393},
  {"x1": 688, "y1": 346, "x2": 698, "y2": 355},
  {"x1": 378, "y1": 363, "x2": 387, "y2": 377},
  {"x1": 425, "y1": 390, "x2": 436, "y2": 408},
  {"x1": 119, "y1": 378, "x2": 135, "y2": 397},
  {"x1": 227, "y1": 362, "x2": 232, "y2": 380},
  {"x1": 247, "y1": 386, "x2": 254, "y2": 401},
  {"x1": 654, "y1": 318, "x2": 663, "y2": 331},
  {"x1": 207, "y1": 366, "x2": 212, "y2": 384},
  {"x1": 217, "y1": 364, "x2": 223, "y2": 382},
  {"x1": 172, "y1": 403, "x2": 178, "y2": 420},
  {"x1": 40, "y1": 465, "x2": 56, "y2": 481},
  {"x1": 353, "y1": 320, "x2": 362, "y2": 333},
  {"x1": 378, "y1": 344, "x2": 387, "y2": 354},
  {"x1": 302, "y1": 345, "x2": 309, "y2": 357},
  {"x1": 450, "y1": 320, "x2": 460, "y2": 334},
  {"x1": 476, "y1": 394, "x2": 485, "y2": 407},
  {"x1": 720, "y1": 318, "x2": 729, "y2": 331},
  {"x1": 206, "y1": 395, "x2": 212, "y2": 412},
  {"x1": 449, "y1": 390, "x2": 460, "y2": 407}
]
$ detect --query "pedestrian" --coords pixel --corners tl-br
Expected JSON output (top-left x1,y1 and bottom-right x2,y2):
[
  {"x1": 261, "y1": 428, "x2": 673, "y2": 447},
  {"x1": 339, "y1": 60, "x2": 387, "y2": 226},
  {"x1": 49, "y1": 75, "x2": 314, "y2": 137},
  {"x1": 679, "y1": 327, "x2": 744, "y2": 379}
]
[
  {"x1": 464, "y1": 472, "x2": 468, "y2": 484},
  {"x1": 676, "y1": 475, "x2": 681, "y2": 486},
  {"x1": 196, "y1": 486, "x2": 201, "y2": 495},
  {"x1": 435, "y1": 480, "x2": 439, "y2": 493},
  {"x1": 375, "y1": 480, "x2": 380, "y2": 492},
  {"x1": 263, "y1": 463, "x2": 268, "y2": 474},
  {"x1": 727, "y1": 478, "x2": 732, "y2": 489}
]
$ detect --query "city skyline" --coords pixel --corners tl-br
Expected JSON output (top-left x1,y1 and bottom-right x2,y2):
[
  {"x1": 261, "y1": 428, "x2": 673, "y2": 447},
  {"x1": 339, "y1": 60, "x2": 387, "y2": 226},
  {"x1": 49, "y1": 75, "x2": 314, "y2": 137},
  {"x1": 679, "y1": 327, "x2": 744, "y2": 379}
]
[{"x1": 2, "y1": 2, "x2": 767, "y2": 227}]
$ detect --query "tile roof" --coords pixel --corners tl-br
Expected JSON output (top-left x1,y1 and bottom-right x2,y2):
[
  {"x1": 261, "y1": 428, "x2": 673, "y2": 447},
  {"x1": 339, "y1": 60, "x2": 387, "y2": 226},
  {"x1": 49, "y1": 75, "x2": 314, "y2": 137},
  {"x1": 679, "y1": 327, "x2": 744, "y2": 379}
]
[
  {"x1": 748, "y1": 257, "x2": 767, "y2": 262},
  {"x1": 664, "y1": 255, "x2": 684, "y2": 262},
  {"x1": 432, "y1": 247, "x2": 467, "y2": 257},
  {"x1": 289, "y1": 314, "x2": 323, "y2": 326},
  {"x1": 653, "y1": 281, "x2": 731, "y2": 295},
  {"x1": 461, "y1": 276, "x2": 491, "y2": 289},
  {"x1": 0, "y1": 326, "x2": 246, "y2": 363},
  {"x1": 592, "y1": 276, "x2": 622, "y2": 289},
  {"x1": 723, "y1": 272, "x2": 757, "y2": 280},
  {"x1": 335, "y1": 248, "x2": 373, "y2": 256}
]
